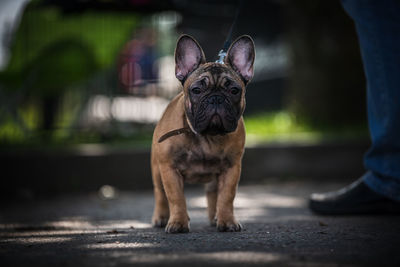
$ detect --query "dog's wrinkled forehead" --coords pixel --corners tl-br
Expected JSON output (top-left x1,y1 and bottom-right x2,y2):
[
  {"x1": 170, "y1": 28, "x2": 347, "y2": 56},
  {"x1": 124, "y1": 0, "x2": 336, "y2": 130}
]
[
  {"x1": 185, "y1": 62, "x2": 244, "y2": 89},
  {"x1": 204, "y1": 64, "x2": 226, "y2": 76}
]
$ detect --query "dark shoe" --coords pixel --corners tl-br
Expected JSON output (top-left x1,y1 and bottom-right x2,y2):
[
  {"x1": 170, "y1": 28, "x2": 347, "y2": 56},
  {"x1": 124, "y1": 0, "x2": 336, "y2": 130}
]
[{"x1": 309, "y1": 178, "x2": 400, "y2": 215}]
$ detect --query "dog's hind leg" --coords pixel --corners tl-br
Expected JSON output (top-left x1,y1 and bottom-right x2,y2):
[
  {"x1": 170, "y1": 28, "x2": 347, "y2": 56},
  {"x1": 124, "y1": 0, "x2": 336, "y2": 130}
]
[{"x1": 205, "y1": 178, "x2": 218, "y2": 226}]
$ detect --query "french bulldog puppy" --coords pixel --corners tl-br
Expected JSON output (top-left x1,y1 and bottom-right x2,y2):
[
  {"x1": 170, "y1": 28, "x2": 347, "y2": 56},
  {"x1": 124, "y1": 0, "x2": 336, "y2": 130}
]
[{"x1": 151, "y1": 34, "x2": 255, "y2": 233}]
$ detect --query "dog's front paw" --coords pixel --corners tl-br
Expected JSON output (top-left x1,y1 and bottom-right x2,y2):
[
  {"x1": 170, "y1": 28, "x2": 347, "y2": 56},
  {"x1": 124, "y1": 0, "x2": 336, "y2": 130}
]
[
  {"x1": 165, "y1": 220, "x2": 190, "y2": 234},
  {"x1": 217, "y1": 219, "x2": 242, "y2": 232}
]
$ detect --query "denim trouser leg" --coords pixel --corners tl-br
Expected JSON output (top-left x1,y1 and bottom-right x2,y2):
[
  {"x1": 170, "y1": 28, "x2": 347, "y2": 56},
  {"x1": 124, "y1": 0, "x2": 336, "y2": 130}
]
[{"x1": 341, "y1": 0, "x2": 400, "y2": 201}]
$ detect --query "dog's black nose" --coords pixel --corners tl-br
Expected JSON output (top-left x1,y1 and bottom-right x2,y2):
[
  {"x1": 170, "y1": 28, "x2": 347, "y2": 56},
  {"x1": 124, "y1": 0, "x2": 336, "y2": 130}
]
[{"x1": 208, "y1": 95, "x2": 224, "y2": 105}]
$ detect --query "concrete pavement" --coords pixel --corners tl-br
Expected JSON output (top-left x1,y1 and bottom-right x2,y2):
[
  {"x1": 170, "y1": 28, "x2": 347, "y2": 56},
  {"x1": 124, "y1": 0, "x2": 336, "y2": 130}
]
[{"x1": 1, "y1": 180, "x2": 399, "y2": 266}]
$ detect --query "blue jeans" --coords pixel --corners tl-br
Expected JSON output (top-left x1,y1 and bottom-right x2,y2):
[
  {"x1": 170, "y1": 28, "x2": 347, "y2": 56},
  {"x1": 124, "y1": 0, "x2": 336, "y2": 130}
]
[{"x1": 341, "y1": 0, "x2": 400, "y2": 201}]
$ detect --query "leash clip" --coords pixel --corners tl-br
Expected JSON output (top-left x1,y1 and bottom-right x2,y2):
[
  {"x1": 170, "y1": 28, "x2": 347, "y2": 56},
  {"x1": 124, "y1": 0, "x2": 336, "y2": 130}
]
[{"x1": 215, "y1": 49, "x2": 226, "y2": 64}]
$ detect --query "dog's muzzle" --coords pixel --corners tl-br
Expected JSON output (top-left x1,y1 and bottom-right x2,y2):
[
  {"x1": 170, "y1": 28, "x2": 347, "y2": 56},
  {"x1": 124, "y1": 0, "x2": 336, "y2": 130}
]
[{"x1": 192, "y1": 94, "x2": 238, "y2": 135}]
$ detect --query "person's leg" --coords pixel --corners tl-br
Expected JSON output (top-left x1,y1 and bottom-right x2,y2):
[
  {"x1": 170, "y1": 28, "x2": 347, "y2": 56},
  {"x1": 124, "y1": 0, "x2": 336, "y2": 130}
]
[
  {"x1": 346, "y1": 0, "x2": 400, "y2": 201},
  {"x1": 309, "y1": 0, "x2": 400, "y2": 214}
]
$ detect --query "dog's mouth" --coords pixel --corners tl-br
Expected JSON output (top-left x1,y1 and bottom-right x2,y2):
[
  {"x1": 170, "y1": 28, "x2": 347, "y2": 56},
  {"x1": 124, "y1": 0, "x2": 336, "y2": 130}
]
[
  {"x1": 203, "y1": 114, "x2": 226, "y2": 135},
  {"x1": 193, "y1": 112, "x2": 238, "y2": 135},
  {"x1": 186, "y1": 94, "x2": 240, "y2": 135},
  {"x1": 210, "y1": 114, "x2": 222, "y2": 126}
]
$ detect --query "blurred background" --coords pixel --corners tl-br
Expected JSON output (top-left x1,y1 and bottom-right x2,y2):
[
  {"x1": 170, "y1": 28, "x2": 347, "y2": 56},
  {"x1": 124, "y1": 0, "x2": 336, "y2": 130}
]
[{"x1": 0, "y1": 0, "x2": 369, "y2": 198}]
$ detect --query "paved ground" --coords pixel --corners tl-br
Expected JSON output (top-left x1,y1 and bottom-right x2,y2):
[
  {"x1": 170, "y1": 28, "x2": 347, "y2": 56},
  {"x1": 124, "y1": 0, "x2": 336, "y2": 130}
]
[{"x1": 1, "y1": 180, "x2": 400, "y2": 266}]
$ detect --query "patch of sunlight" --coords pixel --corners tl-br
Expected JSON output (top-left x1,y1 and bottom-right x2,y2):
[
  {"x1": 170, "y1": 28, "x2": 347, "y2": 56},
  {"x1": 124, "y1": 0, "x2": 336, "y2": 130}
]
[
  {"x1": 0, "y1": 218, "x2": 152, "y2": 237},
  {"x1": 235, "y1": 208, "x2": 270, "y2": 221},
  {"x1": 187, "y1": 196, "x2": 270, "y2": 222},
  {"x1": 196, "y1": 252, "x2": 284, "y2": 263},
  {"x1": 85, "y1": 242, "x2": 157, "y2": 249},
  {"x1": 235, "y1": 192, "x2": 306, "y2": 208},
  {"x1": 189, "y1": 193, "x2": 305, "y2": 209},
  {"x1": 188, "y1": 196, "x2": 207, "y2": 208},
  {"x1": 3, "y1": 237, "x2": 72, "y2": 244},
  {"x1": 188, "y1": 191, "x2": 305, "y2": 222},
  {"x1": 1, "y1": 229, "x2": 99, "y2": 237},
  {"x1": 47, "y1": 219, "x2": 93, "y2": 229},
  {"x1": 49, "y1": 218, "x2": 152, "y2": 230},
  {"x1": 94, "y1": 220, "x2": 152, "y2": 229},
  {"x1": 123, "y1": 252, "x2": 285, "y2": 264}
]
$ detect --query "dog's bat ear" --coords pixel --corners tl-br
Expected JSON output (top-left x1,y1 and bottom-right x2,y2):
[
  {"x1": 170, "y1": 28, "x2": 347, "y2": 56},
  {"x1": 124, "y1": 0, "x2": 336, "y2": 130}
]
[
  {"x1": 175, "y1": 34, "x2": 206, "y2": 83},
  {"x1": 225, "y1": 35, "x2": 255, "y2": 84}
]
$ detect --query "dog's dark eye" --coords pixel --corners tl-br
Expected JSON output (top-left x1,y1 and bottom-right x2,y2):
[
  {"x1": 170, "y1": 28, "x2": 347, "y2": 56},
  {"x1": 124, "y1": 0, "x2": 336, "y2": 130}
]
[
  {"x1": 230, "y1": 87, "x2": 240, "y2": 95},
  {"x1": 191, "y1": 87, "x2": 201, "y2": 94}
]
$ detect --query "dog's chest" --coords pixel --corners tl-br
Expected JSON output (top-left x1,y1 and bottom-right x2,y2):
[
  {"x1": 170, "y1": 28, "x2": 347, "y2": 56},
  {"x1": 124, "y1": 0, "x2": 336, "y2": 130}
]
[{"x1": 172, "y1": 145, "x2": 232, "y2": 183}]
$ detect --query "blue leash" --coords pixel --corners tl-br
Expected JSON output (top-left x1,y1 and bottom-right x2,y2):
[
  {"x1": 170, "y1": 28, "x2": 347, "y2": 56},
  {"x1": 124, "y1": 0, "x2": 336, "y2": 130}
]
[{"x1": 216, "y1": 0, "x2": 244, "y2": 64}]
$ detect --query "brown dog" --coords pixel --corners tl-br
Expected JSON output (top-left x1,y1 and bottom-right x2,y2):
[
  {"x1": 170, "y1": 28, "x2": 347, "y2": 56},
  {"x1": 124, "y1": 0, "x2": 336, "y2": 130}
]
[{"x1": 151, "y1": 34, "x2": 255, "y2": 233}]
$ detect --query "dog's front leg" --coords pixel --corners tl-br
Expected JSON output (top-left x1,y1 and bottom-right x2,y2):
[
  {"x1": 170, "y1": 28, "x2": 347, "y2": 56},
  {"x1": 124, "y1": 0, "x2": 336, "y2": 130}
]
[
  {"x1": 216, "y1": 164, "x2": 242, "y2": 232},
  {"x1": 159, "y1": 164, "x2": 190, "y2": 233}
]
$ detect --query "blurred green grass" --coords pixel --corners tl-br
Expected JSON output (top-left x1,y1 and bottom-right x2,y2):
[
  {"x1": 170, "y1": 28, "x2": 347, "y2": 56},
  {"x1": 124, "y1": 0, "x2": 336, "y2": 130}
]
[{"x1": 244, "y1": 111, "x2": 368, "y2": 146}]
